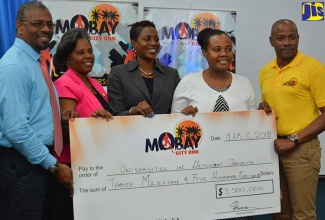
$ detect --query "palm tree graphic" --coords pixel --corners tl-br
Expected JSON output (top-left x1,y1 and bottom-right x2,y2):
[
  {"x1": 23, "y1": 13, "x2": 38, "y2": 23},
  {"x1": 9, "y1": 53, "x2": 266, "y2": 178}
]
[
  {"x1": 203, "y1": 18, "x2": 219, "y2": 29},
  {"x1": 191, "y1": 126, "x2": 201, "y2": 138},
  {"x1": 193, "y1": 17, "x2": 202, "y2": 29},
  {"x1": 176, "y1": 126, "x2": 185, "y2": 138},
  {"x1": 101, "y1": 9, "x2": 119, "y2": 22},
  {"x1": 107, "y1": 11, "x2": 119, "y2": 23},
  {"x1": 185, "y1": 126, "x2": 201, "y2": 138},
  {"x1": 91, "y1": 9, "x2": 101, "y2": 23}
]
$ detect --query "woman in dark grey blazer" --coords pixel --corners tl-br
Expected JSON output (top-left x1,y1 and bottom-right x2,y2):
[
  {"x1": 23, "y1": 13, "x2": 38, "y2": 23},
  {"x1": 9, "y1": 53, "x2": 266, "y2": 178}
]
[{"x1": 107, "y1": 20, "x2": 180, "y2": 116}]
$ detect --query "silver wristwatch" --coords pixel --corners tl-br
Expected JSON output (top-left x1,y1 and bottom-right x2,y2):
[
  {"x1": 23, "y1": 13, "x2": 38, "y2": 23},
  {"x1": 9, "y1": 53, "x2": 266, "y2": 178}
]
[
  {"x1": 289, "y1": 134, "x2": 299, "y2": 146},
  {"x1": 48, "y1": 162, "x2": 59, "y2": 173}
]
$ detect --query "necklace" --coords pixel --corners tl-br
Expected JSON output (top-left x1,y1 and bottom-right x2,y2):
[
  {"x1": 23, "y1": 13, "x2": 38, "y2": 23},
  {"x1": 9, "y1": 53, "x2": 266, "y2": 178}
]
[{"x1": 138, "y1": 66, "x2": 154, "y2": 76}]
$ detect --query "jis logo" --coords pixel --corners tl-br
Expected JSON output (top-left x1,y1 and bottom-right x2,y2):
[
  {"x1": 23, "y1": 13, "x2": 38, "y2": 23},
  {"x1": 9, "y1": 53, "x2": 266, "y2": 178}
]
[{"x1": 302, "y1": 2, "x2": 324, "y2": 21}]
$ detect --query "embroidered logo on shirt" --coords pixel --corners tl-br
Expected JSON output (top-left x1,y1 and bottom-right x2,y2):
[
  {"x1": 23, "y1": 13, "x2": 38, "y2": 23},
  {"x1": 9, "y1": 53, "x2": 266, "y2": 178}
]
[{"x1": 283, "y1": 77, "x2": 298, "y2": 88}]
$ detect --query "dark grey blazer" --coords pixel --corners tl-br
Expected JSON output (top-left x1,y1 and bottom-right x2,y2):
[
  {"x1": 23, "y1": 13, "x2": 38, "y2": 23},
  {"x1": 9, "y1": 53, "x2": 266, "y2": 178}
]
[{"x1": 107, "y1": 58, "x2": 180, "y2": 116}]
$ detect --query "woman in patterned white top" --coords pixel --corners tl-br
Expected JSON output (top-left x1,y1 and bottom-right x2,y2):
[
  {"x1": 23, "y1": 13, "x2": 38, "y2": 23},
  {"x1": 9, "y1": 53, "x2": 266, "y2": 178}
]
[
  {"x1": 172, "y1": 28, "x2": 256, "y2": 220},
  {"x1": 172, "y1": 28, "x2": 256, "y2": 115}
]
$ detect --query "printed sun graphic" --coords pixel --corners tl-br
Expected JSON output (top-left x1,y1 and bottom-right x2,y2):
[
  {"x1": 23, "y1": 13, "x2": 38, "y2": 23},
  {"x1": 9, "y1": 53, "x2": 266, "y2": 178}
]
[
  {"x1": 174, "y1": 120, "x2": 202, "y2": 147},
  {"x1": 192, "y1": 12, "x2": 220, "y2": 31},
  {"x1": 89, "y1": 3, "x2": 121, "y2": 32}
]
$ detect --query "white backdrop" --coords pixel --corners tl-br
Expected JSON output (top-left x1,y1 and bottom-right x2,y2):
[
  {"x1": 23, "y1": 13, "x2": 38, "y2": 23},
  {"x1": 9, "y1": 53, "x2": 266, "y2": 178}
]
[{"x1": 46, "y1": 0, "x2": 325, "y2": 176}]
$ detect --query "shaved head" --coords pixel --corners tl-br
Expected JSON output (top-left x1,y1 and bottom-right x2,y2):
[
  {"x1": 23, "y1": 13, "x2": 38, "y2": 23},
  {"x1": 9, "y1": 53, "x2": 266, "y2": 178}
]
[{"x1": 271, "y1": 19, "x2": 298, "y2": 36}]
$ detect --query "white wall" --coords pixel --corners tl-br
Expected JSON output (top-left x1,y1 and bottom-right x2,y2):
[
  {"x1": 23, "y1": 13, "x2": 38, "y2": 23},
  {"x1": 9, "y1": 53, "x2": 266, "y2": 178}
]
[{"x1": 49, "y1": 0, "x2": 325, "y2": 175}]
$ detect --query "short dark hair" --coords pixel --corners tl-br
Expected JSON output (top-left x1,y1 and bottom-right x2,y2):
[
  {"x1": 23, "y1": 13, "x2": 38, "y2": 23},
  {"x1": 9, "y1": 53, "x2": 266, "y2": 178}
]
[
  {"x1": 17, "y1": 1, "x2": 49, "y2": 21},
  {"x1": 197, "y1": 28, "x2": 230, "y2": 50},
  {"x1": 55, "y1": 28, "x2": 91, "y2": 71},
  {"x1": 129, "y1": 20, "x2": 156, "y2": 41}
]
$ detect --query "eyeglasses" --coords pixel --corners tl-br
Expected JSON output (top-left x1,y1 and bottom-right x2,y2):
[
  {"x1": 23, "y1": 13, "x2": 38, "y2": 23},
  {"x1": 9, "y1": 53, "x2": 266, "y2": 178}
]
[{"x1": 20, "y1": 20, "x2": 56, "y2": 29}]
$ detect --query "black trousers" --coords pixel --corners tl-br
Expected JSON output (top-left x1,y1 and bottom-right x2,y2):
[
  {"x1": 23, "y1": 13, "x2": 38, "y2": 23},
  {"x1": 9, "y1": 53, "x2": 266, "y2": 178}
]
[{"x1": 0, "y1": 147, "x2": 55, "y2": 220}]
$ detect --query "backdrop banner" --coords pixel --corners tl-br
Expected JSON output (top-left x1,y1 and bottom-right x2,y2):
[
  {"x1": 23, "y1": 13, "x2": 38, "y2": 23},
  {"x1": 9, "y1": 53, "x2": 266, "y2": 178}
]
[
  {"x1": 144, "y1": 7, "x2": 236, "y2": 77},
  {"x1": 43, "y1": 1, "x2": 138, "y2": 84}
]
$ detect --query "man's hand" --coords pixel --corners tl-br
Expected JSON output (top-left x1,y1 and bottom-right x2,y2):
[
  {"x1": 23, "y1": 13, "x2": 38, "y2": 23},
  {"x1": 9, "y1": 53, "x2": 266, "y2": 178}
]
[
  {"x1": 258, "y1": 101, "x2": 272, "y2": 116},
  {"x1": 55, "y1": 163, "x2": 74, "y2": 196},
  {"x1": 274, "y1": 139, "x2": 296, "y2": 155}
]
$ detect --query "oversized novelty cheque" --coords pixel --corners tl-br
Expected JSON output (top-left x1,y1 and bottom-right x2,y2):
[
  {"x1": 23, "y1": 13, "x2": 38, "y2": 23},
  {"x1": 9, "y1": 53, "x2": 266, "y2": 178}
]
[{"x1": 70, "y1": 110, "x2": 280, "y2": 220}]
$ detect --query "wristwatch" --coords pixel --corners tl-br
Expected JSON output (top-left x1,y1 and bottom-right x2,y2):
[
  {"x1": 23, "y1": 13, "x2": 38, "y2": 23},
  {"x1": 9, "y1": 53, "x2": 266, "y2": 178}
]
[
  {"x1": 48, "y1": 161, "x2": 59, "y2": 173},
  {"x1": 289, "y1": 134, "x2": 299, "y2": 146}
]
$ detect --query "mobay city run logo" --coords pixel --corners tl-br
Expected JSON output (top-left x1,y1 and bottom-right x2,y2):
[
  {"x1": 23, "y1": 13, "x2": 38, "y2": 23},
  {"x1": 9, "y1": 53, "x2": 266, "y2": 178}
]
[
  {"x1": 145, "y1": 119, "x2": 203, "y2": 155},
  {"x1": 54, "y1": 3, "x2": 121, "y2": 37},
  {"x1": 302, "y1": 2, "x2": 324, "y2": 21}
]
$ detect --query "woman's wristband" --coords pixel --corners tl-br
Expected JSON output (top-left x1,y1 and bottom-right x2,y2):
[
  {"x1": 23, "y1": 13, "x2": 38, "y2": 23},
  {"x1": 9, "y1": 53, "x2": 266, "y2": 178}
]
[{"x1": 128, "y1": 107, "x2": 136, "y2": 115}]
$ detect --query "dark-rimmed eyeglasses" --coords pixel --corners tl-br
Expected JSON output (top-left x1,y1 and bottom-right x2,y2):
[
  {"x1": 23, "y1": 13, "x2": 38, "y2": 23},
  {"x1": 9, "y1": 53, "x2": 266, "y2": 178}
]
[{"x1": 20, "y1": 20, "x2": 56, "y2": 29}]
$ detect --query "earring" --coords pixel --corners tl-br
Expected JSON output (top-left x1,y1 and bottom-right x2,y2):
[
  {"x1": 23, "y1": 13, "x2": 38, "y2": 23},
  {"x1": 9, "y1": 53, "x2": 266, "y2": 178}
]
[{"x1": 133, "y1": 48, "x2": 136, "y2": 53}]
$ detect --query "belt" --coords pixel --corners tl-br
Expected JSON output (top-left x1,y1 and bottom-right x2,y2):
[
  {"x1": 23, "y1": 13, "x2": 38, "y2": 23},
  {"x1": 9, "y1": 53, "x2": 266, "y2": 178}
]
[
  {"x1": 0, "y1": 146, "x2": 16, "y2": 150},
  {"x1": 277, "y1": 135, "x2": 289, "y2": 139},
  {"x1": 1, "y1": 145, "x2": 54, "y2": 151}
]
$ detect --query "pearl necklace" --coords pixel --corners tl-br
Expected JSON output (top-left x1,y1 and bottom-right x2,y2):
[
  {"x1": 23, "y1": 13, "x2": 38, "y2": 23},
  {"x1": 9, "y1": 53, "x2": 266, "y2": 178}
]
[{"x1": 138, "y1": 66, "x2": 154, "y2": 76}]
